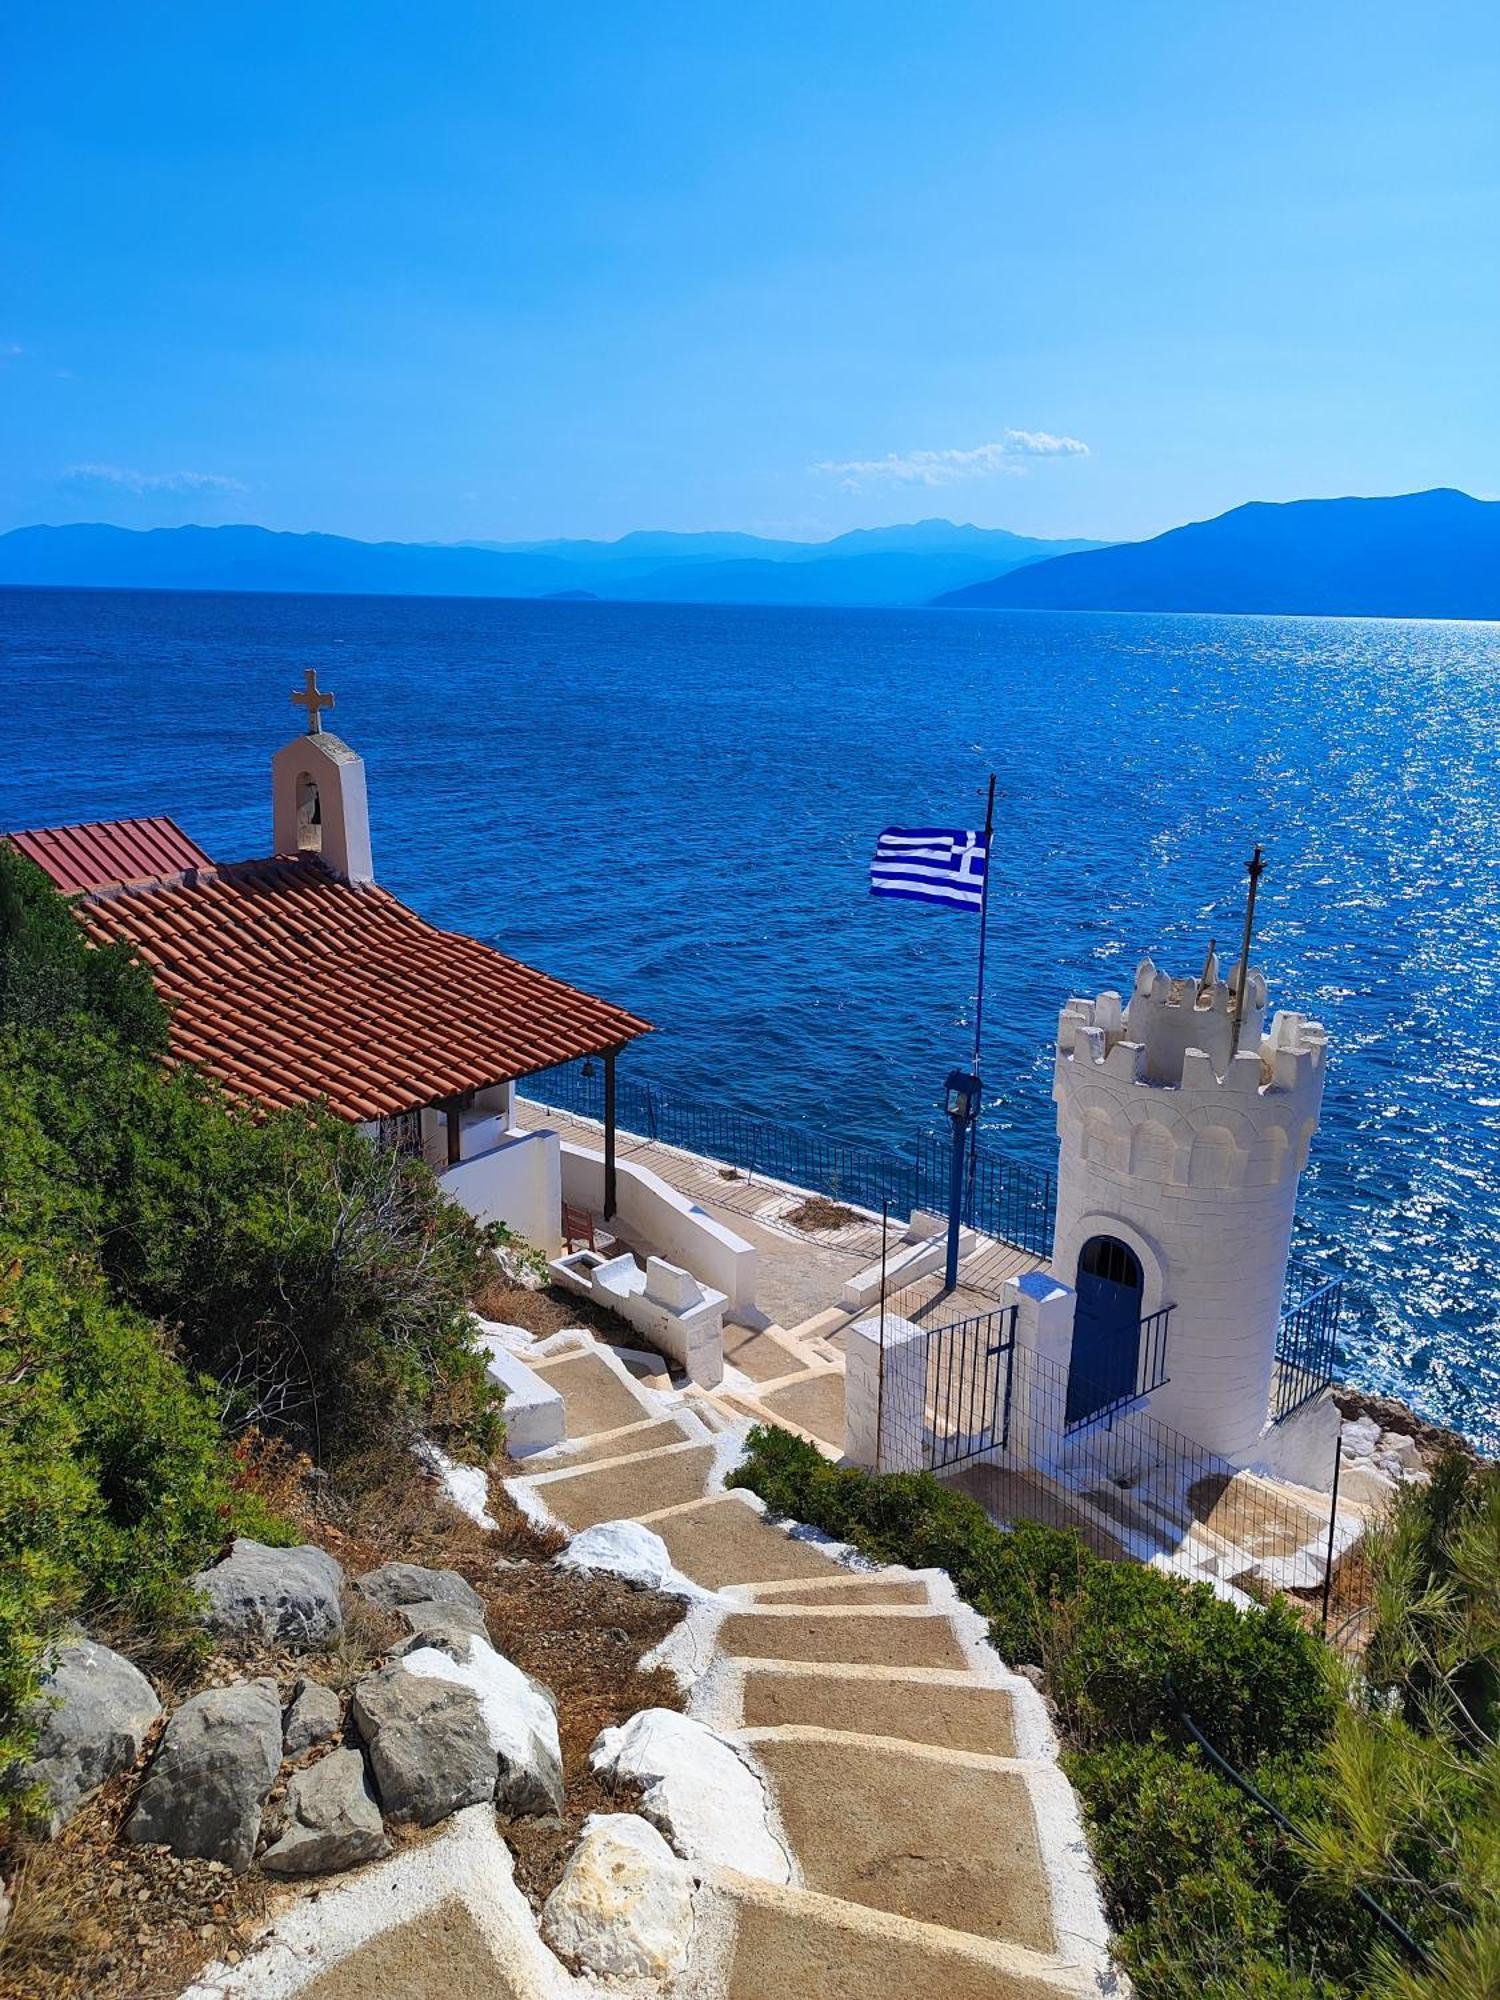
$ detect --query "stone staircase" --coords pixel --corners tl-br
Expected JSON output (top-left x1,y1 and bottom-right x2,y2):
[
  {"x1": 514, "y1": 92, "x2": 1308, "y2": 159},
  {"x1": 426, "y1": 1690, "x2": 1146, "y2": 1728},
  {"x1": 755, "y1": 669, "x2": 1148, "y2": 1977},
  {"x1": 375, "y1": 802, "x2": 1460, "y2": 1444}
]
[{"x1": 506, "y1": 1329, "x2": 1115, "y2": 2000}]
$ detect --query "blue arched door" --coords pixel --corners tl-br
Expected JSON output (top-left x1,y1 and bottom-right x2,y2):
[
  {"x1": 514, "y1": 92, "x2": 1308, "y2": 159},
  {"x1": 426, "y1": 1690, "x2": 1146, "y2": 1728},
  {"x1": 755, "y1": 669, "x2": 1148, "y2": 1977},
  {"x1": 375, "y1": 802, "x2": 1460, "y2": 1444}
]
[{"x1": 1067, "y1": 1235, "x2": 1143, "y2": 1425}]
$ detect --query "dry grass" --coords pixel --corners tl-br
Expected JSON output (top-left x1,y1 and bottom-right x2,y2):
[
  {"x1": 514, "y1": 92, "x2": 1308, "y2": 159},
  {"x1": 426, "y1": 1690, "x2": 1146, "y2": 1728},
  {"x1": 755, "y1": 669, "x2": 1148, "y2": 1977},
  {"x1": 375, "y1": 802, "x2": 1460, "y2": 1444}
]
[
  {"x1": 469, "y1": 1274, "x2": 636, "y2": 1350},
  {"x1": 783, "y1": 1195, "x2": 860, "y2": 1232},
  {"x1": 0, "y1": 1760, "x2": 267, "y2": 2000}
]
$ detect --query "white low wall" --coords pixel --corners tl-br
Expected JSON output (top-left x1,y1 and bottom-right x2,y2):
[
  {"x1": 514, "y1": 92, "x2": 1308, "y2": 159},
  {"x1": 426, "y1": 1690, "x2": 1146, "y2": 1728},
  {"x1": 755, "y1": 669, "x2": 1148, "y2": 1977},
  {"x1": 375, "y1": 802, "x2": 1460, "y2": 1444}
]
[
  {"x1": 551, "y1": 1249, "x2": 726, "y2": 1388},
  {"x1": 441, "y1": 1126, "x2": 562, "y2": 1255},
  {"x1": 558, "y1": 1140, "x2": 757, "y2": 1313},
  {"x1": 471, "y1": 1336, "x2": 565, "y2": 1456}
]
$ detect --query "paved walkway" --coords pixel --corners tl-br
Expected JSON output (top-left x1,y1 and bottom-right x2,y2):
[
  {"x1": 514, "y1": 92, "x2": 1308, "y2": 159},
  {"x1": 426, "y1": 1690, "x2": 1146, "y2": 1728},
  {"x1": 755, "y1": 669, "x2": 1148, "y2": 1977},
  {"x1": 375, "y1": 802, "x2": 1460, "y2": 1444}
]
[
  {"x1": 508, "y1": 1333, "x2": 1115, "y2": 1999},
  {"x1": 513, "y1": 1096, "x2": 1043, "y2": 1325}
]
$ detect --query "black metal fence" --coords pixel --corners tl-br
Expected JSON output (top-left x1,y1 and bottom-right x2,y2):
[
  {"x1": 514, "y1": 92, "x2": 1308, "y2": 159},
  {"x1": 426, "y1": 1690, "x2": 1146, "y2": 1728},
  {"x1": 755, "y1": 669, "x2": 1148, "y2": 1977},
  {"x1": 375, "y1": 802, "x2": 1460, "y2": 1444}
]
[
  {"x1": 1273, "y1": 1275, "x2": 1346, "y2": 1423},
  {"x1": 914, "y1": 1131, "x2": 1056, "y2": 1258},
  {"x1": 520, "y1": 1059, "x2": 1056, "y2": 1258},
  {"x1": 876, "y1": 1303, "x2": 1356, "y2": 1599}
]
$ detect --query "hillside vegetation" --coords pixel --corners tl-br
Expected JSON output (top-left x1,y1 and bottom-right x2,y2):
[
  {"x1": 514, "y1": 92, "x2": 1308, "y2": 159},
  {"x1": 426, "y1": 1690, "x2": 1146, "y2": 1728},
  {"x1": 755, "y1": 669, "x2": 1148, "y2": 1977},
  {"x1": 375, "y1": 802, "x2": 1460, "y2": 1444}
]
[{"x1": 0, "y1": 845, "x2": 502, "y2": 1822}]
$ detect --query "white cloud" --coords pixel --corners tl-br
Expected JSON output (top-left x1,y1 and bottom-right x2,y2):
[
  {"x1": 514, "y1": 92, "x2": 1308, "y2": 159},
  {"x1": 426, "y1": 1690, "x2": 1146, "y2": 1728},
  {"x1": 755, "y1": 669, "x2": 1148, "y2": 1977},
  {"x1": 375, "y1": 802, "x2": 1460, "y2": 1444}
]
[
  {"x1": 62, "y1": 463, "x2": 247, "y2": 495},
  {"x1": 812, "y1": 432, "x2": 1089, "y2": 491}
]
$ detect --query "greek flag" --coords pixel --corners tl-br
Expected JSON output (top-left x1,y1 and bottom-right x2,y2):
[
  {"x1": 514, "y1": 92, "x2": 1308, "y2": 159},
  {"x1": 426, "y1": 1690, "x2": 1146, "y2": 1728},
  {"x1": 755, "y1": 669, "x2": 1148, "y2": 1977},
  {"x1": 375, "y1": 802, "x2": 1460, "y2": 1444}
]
[{"x1": 870, "y1": 826, "x2": 989, "y2": 911}]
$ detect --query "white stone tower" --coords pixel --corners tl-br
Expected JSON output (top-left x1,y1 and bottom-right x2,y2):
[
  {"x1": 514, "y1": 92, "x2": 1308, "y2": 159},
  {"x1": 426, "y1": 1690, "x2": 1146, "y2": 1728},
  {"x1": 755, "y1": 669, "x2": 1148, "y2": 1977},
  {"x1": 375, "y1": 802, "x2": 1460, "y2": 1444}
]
[
  {"x1": 271, "y1": 670, "x2": 374, "y2": 885},
  {"x1": 1050, "y1": 953, "x2": 1327, "y2": 1461}
]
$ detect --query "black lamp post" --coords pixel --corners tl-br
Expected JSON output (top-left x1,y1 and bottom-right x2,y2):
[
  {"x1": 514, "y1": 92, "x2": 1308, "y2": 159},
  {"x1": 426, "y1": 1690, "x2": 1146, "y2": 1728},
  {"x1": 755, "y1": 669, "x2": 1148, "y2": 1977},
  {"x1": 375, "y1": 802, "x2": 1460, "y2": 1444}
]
[{"x1": 943, "y1": 1067, "x2": 981, "y2": 1289}]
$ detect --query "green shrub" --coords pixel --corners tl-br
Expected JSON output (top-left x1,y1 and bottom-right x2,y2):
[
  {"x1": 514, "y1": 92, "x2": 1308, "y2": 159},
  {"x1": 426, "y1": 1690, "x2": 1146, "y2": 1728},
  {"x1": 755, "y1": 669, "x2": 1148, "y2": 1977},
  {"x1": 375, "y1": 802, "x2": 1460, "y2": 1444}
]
[
  {"x1": 1050, "y1": 1558, "x2": 1333, "y2": 1764},
  {"x1": 0, "y1": 1235, "x2": 259, "y2": 1821},
  {"x1": 0, "y1": 843, "x2": 165, "y2": 1055},
  {"x1": 730, "y1": 1424, "x2": 1329, "y2": 1763},
  {"x1": 0, "y1": 1023, "x2": 502, "y2": 1462}
]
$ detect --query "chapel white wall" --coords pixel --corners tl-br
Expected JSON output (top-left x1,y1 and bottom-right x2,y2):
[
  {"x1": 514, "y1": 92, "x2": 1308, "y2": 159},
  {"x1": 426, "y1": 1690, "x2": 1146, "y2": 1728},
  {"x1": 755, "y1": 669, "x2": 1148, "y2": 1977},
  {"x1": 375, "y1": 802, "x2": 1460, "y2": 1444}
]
[
  {"x1": 441, "y1": 1126, "x2": 563, "y2": 1255},
  {"x1": 1051, "y1": 955, "x2": 1327, "y2": 1462}
]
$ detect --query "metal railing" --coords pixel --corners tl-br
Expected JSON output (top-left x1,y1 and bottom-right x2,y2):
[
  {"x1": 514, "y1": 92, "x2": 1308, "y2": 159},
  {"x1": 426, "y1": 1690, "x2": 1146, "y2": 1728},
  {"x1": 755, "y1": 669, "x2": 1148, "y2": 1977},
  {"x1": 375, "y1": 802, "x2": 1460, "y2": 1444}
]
[
  {"x1": 1273, "y1": 1275, "x2": 1345, "y2": 1423},
  {"x1": 914, "y1": 1131, "x2": 1056, "y2": 1259},
  {"x1": 520, "y1": 1059, "x2": 1056, "y2": 1259},
  {"x1": 1065, "y1": 1302, "x2": 1175, "y2": 1434}
]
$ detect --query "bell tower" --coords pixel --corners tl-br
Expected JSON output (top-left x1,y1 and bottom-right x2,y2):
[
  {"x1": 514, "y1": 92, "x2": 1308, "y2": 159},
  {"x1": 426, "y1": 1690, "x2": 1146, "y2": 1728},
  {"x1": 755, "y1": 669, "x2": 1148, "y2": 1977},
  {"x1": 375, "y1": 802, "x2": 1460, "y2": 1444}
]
[
  {"x1": 1050, "y1": 950, "x2": 1327, "y2": 1461},
  {"x1": 271, "y1": 670, "x2": 374, "y2": 885}
]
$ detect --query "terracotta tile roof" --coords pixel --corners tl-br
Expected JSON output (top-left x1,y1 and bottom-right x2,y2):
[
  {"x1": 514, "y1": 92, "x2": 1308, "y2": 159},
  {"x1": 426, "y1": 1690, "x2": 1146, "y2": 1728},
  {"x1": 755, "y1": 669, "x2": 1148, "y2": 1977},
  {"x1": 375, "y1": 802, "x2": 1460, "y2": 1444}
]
[
  {"x1": 7, "y1": 816, "x2": 213, "y2": 895},
  {"x1": 55, "y1": 848, "x2": 650, "y2": 1122}
]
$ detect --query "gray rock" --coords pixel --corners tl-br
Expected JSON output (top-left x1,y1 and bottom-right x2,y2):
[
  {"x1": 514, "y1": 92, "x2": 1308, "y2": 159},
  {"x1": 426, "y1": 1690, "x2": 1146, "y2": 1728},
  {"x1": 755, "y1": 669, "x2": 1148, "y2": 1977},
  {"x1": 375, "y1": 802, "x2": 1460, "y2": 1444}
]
[
  {"x1": 22, "y1": 1638, "x2": 161, "y2": 1832},
  {"x1": 355, "y1": 1563, "x2": 485, "y2": 1619},
  {"x1": 393, "y1": 1598, "x2": 489, "y2": 1647},
  {"x1": 351, "y1": 1661, "x2": 496, "y2": 1826},
  {"x1": 390, "y1": 1629, "x2": 563, "y2": 1816},
  {"x1": 191, "y1": 1540, "x2": 345, "y2": 1649},
  {"x1": 124, "y1": 1678, "x2": 282, "y2": 1872},
  {"x1": 282, "y1": 1677, "x2": 343, "y2": 1758},
  {"x1": 260, "y1": 1747, "x2": 388, "y2": 1875}
]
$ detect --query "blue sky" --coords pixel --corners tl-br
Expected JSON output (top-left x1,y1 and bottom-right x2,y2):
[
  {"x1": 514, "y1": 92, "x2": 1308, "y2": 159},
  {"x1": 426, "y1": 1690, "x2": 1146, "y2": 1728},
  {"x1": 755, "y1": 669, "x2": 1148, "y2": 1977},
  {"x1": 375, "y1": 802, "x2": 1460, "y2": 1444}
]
[{"x1": 2, "y1": 3, "x2": 1496, "y2": 545}]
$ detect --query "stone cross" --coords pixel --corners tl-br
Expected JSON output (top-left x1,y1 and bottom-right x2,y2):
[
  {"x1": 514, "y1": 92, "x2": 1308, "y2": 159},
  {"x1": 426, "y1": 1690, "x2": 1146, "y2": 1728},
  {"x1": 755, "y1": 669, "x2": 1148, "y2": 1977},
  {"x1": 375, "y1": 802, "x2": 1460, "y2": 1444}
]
[{"x1": 292, "y1": 668, "x2": 335, "y2": 737}]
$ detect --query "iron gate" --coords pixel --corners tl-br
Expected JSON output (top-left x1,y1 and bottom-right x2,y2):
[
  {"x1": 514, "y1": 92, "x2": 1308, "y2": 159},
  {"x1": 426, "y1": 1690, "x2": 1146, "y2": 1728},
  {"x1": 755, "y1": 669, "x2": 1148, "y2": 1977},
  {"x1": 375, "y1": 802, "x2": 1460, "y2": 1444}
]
[{"x1": 921, "y1": 1302, "x2": 1018, "y2": 1471}]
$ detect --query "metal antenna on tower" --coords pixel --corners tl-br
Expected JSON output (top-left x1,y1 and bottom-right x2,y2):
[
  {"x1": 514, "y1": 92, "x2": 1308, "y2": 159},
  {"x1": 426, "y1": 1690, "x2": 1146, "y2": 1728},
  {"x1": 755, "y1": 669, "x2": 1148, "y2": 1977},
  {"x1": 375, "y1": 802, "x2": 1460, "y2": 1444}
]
[{"x1": 1230, "y1": 845, "x2": 1266, "y2": 1051}]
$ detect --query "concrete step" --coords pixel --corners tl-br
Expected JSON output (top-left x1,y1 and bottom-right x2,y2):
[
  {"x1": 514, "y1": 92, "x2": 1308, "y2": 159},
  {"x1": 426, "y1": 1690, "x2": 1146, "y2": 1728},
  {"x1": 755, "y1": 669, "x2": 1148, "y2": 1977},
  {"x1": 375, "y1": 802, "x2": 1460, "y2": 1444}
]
[
  {"x1": 722, "y1": 1321, "x2": 815, "y2": 1384},
  {"x1": 713, "y1": 1873, "x2": 1099, "y2": 2000},
  {"x1": 750, "y1": 1370, "x2": 846, "y2": 1451},
  {"x1": 738, "y1": 1574, "x2": 930, "y2": 1607},
  {"x1": 512, "y1": 1439, "x2": 718, "y2": 1532},
  {"x1": 716, "y1": 1605, "x2": 972, "y2": 1671},
  {"x1": 738, "y1": 1663, "x2": 1019, "y2": 1755},
  {"x1": 735, "y1": 1728, "x2": 1057, "y2": 1954},
  {"x1": 521, "y1": 1413, "x2": 693, "y2": 1473},
  {"x1": 640, "y1": 1493, "x2": 866, "y2": 1591},
  {"x1": 523, "y1": 1347, "x2": 655, "y2": 1436}
]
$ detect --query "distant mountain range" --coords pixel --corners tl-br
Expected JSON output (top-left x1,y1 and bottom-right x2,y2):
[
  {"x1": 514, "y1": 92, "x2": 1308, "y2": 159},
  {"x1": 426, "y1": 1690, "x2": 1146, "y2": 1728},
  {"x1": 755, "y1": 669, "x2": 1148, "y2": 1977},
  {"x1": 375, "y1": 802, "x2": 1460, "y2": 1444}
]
[
  {"x1": 0, "y1": 519, "x2": 1103, "y2": 609},
  {"x1": 936, "y1": 489, "x2": 1500, "y2": 620}
]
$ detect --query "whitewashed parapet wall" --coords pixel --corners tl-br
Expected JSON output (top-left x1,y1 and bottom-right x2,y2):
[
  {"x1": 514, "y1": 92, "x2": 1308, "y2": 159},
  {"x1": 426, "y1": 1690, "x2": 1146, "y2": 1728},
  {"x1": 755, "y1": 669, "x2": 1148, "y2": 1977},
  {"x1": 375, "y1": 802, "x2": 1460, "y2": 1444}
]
[{"x1": 1052, "y1": 956, "x2": 1327, "y2": 1461}]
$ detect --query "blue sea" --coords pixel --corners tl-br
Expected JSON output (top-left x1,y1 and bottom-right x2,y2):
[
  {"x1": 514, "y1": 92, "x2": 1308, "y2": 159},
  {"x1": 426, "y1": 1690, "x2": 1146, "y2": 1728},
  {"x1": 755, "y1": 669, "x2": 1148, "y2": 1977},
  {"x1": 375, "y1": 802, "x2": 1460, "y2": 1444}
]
[{"x1": 3, "y1": 587, "x2": 1498, "y2": 1450}]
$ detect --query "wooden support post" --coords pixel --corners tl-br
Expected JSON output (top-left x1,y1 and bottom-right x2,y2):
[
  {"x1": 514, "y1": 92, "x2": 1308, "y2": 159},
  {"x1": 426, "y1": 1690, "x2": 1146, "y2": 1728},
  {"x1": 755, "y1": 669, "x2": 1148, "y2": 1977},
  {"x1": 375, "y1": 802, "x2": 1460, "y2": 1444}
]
[
  {"x1": 603, "y1": 1046, "x2": 619, "y2": 1220},
  {"x1": 445, "y1": 1100, "x2": 462, "y2": 1169}
]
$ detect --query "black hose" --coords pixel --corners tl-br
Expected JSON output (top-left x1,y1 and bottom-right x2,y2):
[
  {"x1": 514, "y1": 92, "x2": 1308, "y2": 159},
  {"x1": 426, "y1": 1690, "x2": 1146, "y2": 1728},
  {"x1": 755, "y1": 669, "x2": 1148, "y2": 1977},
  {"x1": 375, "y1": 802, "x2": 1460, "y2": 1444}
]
[{"x1": 1165, "y1": 1681, "x2": 1434, "y2": 1973}]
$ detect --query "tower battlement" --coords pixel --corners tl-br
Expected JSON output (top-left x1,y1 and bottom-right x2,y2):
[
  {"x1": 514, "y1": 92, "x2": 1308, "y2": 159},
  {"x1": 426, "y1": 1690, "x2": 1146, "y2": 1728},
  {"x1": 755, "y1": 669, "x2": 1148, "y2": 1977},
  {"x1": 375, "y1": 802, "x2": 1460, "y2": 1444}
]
[
  {"x1": 1053, "y1": 956, "x2": 1327, "y2": 1189},
  {"x1": 1047, "y1": 952, "x2": 1331, "y2": 1460}
]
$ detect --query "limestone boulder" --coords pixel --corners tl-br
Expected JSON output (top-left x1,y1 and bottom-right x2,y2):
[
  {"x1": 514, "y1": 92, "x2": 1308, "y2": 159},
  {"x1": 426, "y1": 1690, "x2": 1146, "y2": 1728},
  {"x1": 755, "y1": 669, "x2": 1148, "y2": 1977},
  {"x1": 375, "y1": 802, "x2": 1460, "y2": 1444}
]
[
  {"x1": 282, "y1": 1677, "x2": 343, "y2": 1758},
  {"x1": 355, "y1": 1562, "x2": 485, "y2": 1620},
  {"x1": 1340, "y1": 1415, "x2": 1381, "y2": 1462},
  {"x1": 124, "y1": 1679, "x2": 282, "y2": 1872},
  {"x1": 558, "y1": 1520, "x2": 684, "y2": 1595},
  {"x1": 260, "y1": 1747, "x2": 388, "y2": 1875},
  {"x1": 541, "y1": 1813, "x2": 694, "y2": 1980},
  {"x1": 590, "y1": 1708, "x2": 790, "y2": 1883},
  {"x1": 351, "y1": 1661, "x2": 497, "y2": 1827},
  {"x1": 399, "y1": 1632, "x2": 564, "y2": 1817},
  {"x1": 22, "y1": 1638, "x2": 161, "y2": 1832},
  {"x1": 191, "y1": 1540, "x2": 345, "y2": 1649}
]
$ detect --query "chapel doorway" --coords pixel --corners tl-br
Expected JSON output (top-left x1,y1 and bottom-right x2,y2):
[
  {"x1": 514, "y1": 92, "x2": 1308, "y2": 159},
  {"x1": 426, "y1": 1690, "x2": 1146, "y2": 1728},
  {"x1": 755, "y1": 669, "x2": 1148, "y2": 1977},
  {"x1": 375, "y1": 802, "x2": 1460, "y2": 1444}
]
[{"x1": 1066, "y1": 1234, "x2": 1144, "y2": 1426}]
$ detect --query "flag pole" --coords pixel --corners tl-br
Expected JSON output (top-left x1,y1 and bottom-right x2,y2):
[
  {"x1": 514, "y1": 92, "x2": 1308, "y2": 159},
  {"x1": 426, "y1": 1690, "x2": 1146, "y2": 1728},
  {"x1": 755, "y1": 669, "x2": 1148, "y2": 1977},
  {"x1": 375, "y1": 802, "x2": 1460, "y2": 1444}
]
[
  {"x1": 966, "y1": 774, "x2": 997, "y2": 1211},
  {"x1": 972, "y1": 773, "x2": 997, "y2": 1081},
  {"x1": 945, "y1": 774, "x2": 996, "y2": 1293}
]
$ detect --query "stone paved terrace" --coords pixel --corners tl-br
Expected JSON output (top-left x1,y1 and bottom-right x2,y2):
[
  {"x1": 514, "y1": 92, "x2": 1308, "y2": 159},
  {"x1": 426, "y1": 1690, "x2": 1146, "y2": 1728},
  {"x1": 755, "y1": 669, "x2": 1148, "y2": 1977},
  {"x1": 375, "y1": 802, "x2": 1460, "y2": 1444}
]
[{"x1": 513, "y1": 1093, "x2": 1044, "y2": 1336}]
